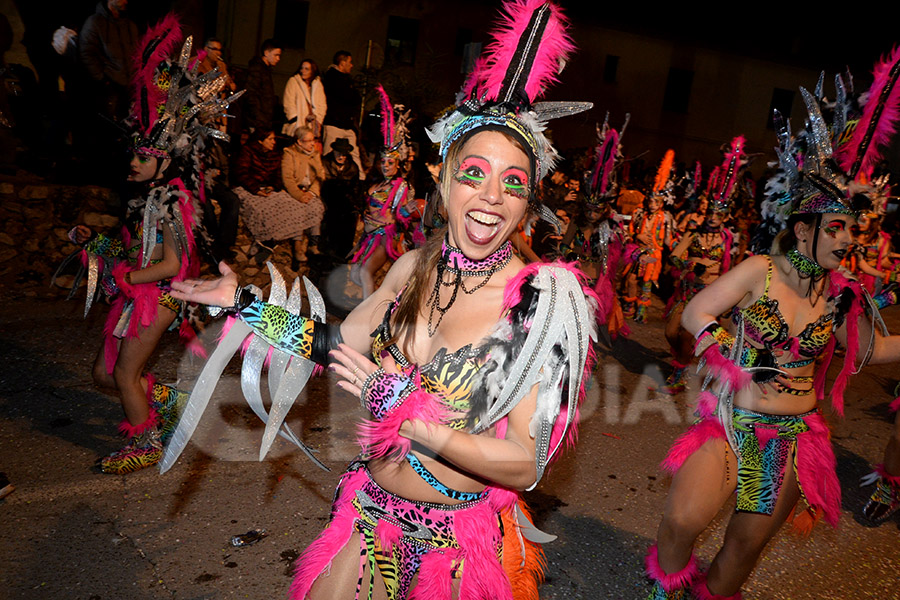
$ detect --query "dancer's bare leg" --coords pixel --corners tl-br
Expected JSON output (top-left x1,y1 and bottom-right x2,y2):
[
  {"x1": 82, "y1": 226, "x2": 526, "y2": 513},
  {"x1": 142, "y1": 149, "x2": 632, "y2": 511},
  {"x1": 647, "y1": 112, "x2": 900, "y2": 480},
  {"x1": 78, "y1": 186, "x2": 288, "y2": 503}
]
[
  {"x1": 704, "y1": 450, "x2": 801, "y2": 596},
  {"x1": 361, "y1": 244, "x2": 389, "y2": 299},
  {"x1": 656, "y1": 438, "x2": 737, "y2": 573},
  {"x1": 307, "y1": 536, "x2": 389, "y2": 600},
  {"x1": 111, "y1": 305, "x2": 176, "y2": 425}
]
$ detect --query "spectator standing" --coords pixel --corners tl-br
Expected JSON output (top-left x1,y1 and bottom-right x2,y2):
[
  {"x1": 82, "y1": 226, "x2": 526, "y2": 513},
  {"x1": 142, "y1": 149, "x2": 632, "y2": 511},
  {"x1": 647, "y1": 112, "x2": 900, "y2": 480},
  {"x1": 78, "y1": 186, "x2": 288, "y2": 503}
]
[
  {"x1": 320, "y1": 137, "x2": 360, "y2": 258},
  {"x1": 282, "y1": 58, "x2": 326, "y2": 140},
  {"x1": 243, "y1": 39, "x2": 282, "y2": 133},
  {"x1": 78, "y1": 0, "x2": 138, "y2": 121},
  {"x1": 321, "y1": 50, "x2": 363, "y2": 177},
  {"x1": 198, "y1": 38, "x2": 236, "y2": 93},
  {"x1": 198, "y1": 37, "x2": 240, "y2": 261},
  {"x1": 77, "y1": 0, "x2": 138, "y2": 183}
]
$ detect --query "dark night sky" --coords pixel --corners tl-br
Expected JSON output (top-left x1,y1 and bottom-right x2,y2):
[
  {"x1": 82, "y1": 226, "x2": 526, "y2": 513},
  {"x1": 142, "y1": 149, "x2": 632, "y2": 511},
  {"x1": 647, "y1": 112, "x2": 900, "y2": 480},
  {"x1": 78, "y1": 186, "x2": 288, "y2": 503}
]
[{"x1": 561, "y1": 3, "x2": 900, "y2": 77}]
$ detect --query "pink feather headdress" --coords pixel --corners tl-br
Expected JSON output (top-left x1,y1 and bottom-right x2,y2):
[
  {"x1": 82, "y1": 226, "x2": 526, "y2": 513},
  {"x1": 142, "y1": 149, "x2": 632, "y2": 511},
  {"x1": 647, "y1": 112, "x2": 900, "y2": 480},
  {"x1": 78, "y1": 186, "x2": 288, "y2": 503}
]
[
  {"x1": 374, "y1": 84, "x2": 410, "y2": 160},
  {"x1": 128, "y1": 13, "x2": 243, "y2": 159},
  {"x1": 427, "y1": 0, "x2": 592, "y2": 228},
  {"x1": 709, "y1": 135, "x2": 748, "y2": 213},
  {"x1": 586, "y1": 112, "x2": 630, "y2": 205},
  {"x1": 835, "y1": 46, "x2": 900, "y2": 180},
  {"x1": 760, "y1": 48, "x2": 900, "y2": 238}
]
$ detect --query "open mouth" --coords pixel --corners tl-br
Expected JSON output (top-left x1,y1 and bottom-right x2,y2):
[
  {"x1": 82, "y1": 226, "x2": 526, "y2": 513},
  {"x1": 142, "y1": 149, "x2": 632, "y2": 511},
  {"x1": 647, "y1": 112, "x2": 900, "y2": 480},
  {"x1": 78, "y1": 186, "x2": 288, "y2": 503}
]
[
  {"x1": 464, "y1": 210, "x2": 504, "y2": 245},
  {"x1": 832, "y1": 249, "x2": 847, "y2": 259}
]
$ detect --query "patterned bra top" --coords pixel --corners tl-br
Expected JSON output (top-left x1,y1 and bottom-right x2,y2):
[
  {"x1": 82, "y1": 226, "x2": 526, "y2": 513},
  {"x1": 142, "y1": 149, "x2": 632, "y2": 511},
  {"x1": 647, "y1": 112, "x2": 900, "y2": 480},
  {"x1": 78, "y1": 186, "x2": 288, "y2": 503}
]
[
  {"x1": 736, "y1": 256, "x2": 834, "y2": 362},
  {"x1": 371, "y1": 295, "x2": 490, "y2": 502},
  {"x1": 688, "y1": 234, "x2": 725, "y2": 262},
  {"x1": 371, "y1": 296, "x2": 481, "y2": 432}
]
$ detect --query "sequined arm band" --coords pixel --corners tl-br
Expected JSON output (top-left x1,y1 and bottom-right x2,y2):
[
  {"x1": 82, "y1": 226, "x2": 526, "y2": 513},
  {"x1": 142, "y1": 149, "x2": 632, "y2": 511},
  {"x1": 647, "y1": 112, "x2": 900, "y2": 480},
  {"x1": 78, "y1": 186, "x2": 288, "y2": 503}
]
[
  {"x1": 236, "y1": 297, "x2": 341, "y2": 364},
  {"x1": 83, "y1": 233, "x2": 126, "y2": 258}
]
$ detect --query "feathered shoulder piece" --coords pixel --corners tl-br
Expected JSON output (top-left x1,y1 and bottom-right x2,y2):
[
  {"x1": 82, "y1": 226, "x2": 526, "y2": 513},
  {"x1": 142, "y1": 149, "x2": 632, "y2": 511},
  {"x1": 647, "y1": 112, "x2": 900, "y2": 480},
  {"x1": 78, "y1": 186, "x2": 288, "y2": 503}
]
[
  {"x1": 129, "y1": 13, "x2": 244, "y2": 160},
  {"x1": 427, "y1": 0, "x2": 592, "y2": 208},
  {"x1": 586, "y1": 112, "x2": 630, "y2": 206},
  {"x1": 467, "y1": 262, "x2": 599, "y2": 488}
]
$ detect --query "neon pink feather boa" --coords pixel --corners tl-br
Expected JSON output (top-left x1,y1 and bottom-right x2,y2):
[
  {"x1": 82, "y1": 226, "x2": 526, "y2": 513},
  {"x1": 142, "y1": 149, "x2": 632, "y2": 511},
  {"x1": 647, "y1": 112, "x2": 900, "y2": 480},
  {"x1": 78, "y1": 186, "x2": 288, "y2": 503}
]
[{"x1": 645, "y1": 544, "x2": 698, "y2": 592}]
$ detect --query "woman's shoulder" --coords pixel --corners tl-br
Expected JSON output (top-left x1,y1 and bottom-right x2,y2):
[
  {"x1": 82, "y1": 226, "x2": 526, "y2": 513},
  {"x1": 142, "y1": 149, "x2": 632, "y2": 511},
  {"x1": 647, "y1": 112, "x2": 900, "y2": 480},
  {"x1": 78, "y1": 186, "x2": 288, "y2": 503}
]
[{"x1": 502, "y1": 261, "x2": 598, "y2": 312}]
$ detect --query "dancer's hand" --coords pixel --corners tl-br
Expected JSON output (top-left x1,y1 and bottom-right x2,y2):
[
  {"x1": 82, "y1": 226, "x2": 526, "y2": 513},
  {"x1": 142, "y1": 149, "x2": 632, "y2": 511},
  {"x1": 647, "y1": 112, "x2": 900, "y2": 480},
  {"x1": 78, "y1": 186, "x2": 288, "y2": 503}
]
[
  {"x1": 69, "y1": 225, "x2": 93, "y2": 244},
  {"x1": 169, "y1": 261, "x2": 239, "y2": 306},
  {"x1": 329, "y1": 343, "x2": 388, "y2": 397}
]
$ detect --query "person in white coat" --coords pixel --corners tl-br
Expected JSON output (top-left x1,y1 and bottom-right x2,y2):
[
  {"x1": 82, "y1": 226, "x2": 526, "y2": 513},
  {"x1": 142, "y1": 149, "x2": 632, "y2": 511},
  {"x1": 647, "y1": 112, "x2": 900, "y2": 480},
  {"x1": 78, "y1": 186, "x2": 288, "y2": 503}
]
[{"x1": 282, "y1": 59, "x2": 327, "y2": 139}]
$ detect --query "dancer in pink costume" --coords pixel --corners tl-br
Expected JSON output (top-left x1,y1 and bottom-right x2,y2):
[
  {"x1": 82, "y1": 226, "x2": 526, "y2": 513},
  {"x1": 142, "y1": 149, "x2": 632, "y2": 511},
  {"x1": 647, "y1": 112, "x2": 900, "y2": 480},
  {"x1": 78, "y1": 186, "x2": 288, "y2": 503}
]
[
  {"x1": 163, "y1": 2, "x2": 598, "y2": 598},
  {"x1": 647, "y1": 50, "x2": 900, "y2": 600}
]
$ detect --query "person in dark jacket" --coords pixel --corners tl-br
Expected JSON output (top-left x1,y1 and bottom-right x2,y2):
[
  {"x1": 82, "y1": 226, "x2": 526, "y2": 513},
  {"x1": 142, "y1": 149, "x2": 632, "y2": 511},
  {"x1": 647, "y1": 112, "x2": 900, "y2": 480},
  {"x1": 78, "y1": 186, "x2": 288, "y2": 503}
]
[
  {"x1": 78, "y1": 0, "x2": 138, "y2": 120},
  {"x1": 76, "y1": 0, "x2": 139, "y2": 184},
  {"x1": 321, "y1": 137, "x2": 361, "y2": 258},
  {"x1": 321, "y1": 50, "x2": 363, "y2": 177},
  {"x1": 243, "y1": 39, "x2": 282, "y2": 133}
]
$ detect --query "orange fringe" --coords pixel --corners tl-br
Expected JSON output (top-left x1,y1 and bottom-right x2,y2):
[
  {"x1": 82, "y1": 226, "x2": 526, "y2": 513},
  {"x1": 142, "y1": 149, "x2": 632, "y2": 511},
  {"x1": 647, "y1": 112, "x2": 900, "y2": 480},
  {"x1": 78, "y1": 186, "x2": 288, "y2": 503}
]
[
  {"x1": 501, "y1": 500, "x2": 546, "y2": 600},
  {"x1": 787, "y1": 504, "x2": 823, "y2": 537},
  {"x1": 653, "y1": 149, "x2": 675, "y2": 193}
]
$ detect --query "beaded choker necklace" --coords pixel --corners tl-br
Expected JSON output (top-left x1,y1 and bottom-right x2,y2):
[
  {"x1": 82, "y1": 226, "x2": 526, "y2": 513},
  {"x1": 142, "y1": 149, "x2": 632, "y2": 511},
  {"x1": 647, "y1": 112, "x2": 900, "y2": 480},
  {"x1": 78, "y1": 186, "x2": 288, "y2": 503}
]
[
  {"x1": 786, "y1": 247, "x2": 825, "y2": 280},
  {"x1": 426, "y1": 238, "x2": 513, "y2": 336}
]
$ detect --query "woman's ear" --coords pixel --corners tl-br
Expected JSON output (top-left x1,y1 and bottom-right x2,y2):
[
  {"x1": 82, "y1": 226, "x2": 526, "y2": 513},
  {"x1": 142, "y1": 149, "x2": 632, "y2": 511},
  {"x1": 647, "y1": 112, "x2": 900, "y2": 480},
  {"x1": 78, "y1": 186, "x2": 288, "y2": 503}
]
[
  {"x1": 793, "y1": 219, "x2": 809, "y2": 243},
  {"x1": 156, "y1": 157, "x2": 172, "y2": 179}
]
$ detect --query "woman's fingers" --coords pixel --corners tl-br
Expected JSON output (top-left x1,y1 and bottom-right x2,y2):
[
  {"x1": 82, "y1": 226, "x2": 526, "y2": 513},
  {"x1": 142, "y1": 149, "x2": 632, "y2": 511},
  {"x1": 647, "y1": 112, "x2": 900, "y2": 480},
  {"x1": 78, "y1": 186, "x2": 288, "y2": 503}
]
[{"x1": 329, "y1": 344, "x2": 378, "y2": 393}]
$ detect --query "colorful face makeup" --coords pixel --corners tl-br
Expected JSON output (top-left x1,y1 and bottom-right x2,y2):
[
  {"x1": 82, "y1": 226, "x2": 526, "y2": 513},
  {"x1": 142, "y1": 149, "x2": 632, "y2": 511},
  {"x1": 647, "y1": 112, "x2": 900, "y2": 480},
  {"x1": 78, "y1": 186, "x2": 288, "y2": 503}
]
[
  {"x1": 502, "y1": 167, "x2": 529, "y2": 199},
  {"x1": 453, "y1": 157, "x2": 529, "y2": 199},
  {"x1": 128, "y1": 152, "x2": 159, "y2": 182},
  {"x1": 444, "y1": 130, "x2": 530, "y2": 260},
  {"x1": 821, "y1": 218, "x2": 848, "y2": 238},
  {"x1": 454, "y1": 156, "x2": 490, "y2": 188}
]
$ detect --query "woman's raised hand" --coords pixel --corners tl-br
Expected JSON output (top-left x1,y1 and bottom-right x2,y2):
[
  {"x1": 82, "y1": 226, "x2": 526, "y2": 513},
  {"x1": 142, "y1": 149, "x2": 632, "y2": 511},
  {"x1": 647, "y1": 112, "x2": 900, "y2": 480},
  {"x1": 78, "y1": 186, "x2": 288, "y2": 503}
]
[
  {"x1": 170, "y1": 261, "x2": 239, "y2": 307},
  {"x1": 329, "y1": 343, "x2": 396, "y2": 397}
]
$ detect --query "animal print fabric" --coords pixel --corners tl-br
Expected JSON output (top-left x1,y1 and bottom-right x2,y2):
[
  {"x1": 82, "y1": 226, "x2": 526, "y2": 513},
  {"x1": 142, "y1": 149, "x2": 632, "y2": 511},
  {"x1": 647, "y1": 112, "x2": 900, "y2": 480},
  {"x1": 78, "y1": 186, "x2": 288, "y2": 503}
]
[
  {"x1": 293, "y1": 462, "x2": 504, "y2": 600},
  {"x1": 732, "y1": 407, "x2": 812, "y2": 515},
  {"x1": 238, "y1": 299, "x2": 315, "y2": 360}
]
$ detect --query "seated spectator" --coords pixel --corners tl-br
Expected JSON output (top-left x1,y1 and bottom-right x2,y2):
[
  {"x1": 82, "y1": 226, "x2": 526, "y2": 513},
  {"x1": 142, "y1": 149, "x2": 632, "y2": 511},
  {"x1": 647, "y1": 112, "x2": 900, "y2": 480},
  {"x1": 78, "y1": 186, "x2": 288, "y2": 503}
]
[
  {"x1": 282, "y1": 126, "x2": 326, "y2": 268},
  {"x1": 321, "y1": 137, "x2": 360, "y2": 258},
  {"x1": 234, "y1": 129, "x2": 323, "y2": 270},
  {"x1": 283, "y1": 59, "x2": 326, "y2": 140}
]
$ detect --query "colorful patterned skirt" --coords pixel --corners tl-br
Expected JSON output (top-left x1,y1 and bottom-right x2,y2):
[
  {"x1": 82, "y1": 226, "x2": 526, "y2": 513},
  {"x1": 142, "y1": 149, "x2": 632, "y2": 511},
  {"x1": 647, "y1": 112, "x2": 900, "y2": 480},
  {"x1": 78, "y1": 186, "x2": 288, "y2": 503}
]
[
  {"x1": 662, "y1": 406, "x2": 841, "y2": 529},
  {"x1": 289, "y1": 462, "x2": 541, "y2": 600}
]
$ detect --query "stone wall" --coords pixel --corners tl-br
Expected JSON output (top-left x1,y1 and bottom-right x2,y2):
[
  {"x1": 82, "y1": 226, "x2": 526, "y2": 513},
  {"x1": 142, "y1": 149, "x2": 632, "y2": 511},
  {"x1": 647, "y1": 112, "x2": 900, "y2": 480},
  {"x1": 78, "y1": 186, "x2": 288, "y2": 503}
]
[{"x1": 0, "y1": 179, "x2": 120, "y2": 300}]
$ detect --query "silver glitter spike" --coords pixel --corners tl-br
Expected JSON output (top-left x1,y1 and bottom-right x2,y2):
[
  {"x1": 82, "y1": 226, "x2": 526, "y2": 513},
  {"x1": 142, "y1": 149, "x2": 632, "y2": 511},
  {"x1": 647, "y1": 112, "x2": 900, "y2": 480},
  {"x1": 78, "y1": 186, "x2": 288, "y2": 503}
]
[{"x1": 532, "y1": 101, "x2": 593, "y2": 120}]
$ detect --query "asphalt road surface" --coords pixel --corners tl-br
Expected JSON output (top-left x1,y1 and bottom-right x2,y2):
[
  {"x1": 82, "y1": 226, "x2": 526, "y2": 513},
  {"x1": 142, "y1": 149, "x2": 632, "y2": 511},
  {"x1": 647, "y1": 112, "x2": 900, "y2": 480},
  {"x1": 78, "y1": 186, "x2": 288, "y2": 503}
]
[{"x1": 2, "y1": 291, "x2": 898, "y2": 599}]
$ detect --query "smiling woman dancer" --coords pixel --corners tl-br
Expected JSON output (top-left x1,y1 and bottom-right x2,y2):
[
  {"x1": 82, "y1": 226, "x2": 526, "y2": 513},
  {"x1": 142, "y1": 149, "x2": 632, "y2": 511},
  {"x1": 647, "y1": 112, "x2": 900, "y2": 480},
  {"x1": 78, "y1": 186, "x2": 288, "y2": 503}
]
[
  {"x1": 646, "y1": 55, "x2": 900, "y2": 600},
  {"x1": 163, "y1": 2, "x2": 597, "y2": 599}
]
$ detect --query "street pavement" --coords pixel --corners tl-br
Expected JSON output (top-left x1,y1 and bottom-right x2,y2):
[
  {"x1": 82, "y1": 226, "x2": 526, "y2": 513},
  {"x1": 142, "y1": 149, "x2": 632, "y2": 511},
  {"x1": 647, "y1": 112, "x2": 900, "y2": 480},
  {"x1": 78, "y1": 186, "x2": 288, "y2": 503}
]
[{"x1": 1, "y1": 284, "x2": 899, "y2": 599}]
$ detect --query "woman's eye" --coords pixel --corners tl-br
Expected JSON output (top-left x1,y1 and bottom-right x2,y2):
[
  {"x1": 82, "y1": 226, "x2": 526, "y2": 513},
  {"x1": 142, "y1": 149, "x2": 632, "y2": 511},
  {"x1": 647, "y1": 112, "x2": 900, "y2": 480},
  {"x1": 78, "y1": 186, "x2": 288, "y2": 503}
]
[{"x1": 464, "y1": 166, "x2": 484, "y2": 180}]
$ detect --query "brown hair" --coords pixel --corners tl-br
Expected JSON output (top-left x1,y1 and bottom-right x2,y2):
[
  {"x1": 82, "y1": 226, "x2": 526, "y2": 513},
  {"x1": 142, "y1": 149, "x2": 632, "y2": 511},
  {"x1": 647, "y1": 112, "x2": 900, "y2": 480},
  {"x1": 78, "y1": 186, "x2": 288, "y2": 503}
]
[
  {"x1": 774, "y1": 214, "x2": 816, "y2": 255},
  {"x1": 386, "y1": 129, "x2": 531, "y2": 355}
]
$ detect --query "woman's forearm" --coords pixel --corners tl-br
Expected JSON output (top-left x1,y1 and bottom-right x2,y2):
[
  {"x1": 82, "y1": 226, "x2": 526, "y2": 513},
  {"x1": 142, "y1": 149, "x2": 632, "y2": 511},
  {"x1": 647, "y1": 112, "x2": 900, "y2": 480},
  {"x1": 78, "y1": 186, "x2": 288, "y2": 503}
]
[{"x1": 404, "y1": 422, "x2": 537, "y2": 490}]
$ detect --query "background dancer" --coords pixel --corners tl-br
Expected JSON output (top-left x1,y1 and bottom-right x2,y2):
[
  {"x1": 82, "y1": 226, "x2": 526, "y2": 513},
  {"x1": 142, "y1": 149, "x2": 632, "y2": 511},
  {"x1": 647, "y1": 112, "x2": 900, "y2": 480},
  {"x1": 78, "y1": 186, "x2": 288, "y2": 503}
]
[
  {"x1": 646, "y1": 53, "x2": 900, "y2": 599},
  {"x1": 68, "y1": 17, "x2": 240, "y2": 474},
  {"x1": 348, "y1": 86, "x2": 419, "y2": 298},
  {"x1": 661, "y1": 137, "x2": 745, "y2": 395}
]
